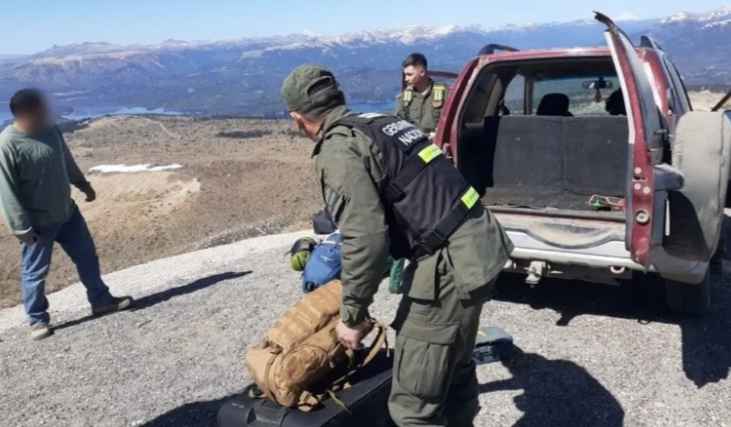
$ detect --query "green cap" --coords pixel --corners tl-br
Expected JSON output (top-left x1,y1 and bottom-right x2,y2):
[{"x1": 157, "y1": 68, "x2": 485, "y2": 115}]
[{"x1": 281, "y1": 64, "x2": 339, "y2": 111}]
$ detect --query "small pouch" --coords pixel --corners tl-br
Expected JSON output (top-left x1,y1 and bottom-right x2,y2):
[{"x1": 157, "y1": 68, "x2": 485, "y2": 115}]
[{"x1": 473, "y1": 326, "x2": 514, "y2": 365}]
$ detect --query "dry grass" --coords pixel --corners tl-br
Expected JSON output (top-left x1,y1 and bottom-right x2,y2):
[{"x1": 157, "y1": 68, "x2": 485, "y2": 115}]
[{"x1": 689, "y1": 90, "x2": 731, "y2": 111}]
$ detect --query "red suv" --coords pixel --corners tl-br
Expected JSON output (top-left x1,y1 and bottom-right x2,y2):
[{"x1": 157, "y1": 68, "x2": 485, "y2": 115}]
[{"x1": 429, "y1": 12, "x2": 731, "y2": 316}]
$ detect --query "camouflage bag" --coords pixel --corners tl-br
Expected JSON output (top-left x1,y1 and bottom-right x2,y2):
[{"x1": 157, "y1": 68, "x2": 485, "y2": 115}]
[{"x1": 244, "y1": 280, "x2": 389, "y2": 411}]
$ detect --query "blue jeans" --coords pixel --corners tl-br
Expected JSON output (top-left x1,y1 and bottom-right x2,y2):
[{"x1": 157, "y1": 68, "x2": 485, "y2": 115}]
[{"x1": 20, "y1": 205, "x2": 113, "y2": 326}]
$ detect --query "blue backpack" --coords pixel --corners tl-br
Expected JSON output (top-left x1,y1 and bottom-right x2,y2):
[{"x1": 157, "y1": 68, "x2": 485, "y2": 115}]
[{"x1": 302, "y1": 233, "x2": 343, "y2": 293}]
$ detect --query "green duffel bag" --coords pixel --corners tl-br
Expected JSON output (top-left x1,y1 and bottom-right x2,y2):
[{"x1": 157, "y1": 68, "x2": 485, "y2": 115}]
[{"x1": 388, "y1": 258, "x2": 405, "y2": 294}]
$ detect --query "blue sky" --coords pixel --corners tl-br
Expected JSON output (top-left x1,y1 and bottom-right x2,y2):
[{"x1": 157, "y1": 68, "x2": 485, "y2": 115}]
[{"x1": 1, "y1": 0, "x2": 730, "y2": 54}]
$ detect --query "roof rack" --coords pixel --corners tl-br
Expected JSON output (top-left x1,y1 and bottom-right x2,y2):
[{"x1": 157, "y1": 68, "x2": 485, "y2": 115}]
[
  {"x1": 478, "y1": 44, "x2": 520, "y2": 56},
  {"x1": 639, "y1": 36, "x2": 664, "y2": 52}
]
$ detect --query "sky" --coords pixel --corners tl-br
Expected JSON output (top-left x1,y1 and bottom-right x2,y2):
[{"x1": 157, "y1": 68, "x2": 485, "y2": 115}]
[{"x1": 1, "y1": 0, "x2": 730, "y2": 54}]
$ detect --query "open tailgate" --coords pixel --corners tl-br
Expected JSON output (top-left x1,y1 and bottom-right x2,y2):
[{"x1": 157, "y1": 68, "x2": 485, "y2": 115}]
[{"x1": 595, "y1": 12, "x2": 681, "y2": 269}]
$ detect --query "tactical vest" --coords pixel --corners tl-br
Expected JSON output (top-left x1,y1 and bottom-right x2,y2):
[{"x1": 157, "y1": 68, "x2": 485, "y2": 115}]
[{"x1": 328, "y1": 113, "x2": 481, "y2": 260}]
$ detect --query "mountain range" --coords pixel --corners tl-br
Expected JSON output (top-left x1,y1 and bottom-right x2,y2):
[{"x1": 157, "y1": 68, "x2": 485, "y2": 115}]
[{"x1": 1, "y1": 7, "x2": 730, "y2": 117}]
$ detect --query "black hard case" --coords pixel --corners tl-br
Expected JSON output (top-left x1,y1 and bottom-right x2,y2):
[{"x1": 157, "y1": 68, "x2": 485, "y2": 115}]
[{"x1": 217, "y1": 351, "x2": 396, "y2": 427}]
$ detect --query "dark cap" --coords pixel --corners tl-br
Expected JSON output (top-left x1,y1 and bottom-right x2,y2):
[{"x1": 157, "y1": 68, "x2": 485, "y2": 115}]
[{"x1": 281, "y1": 64, "x2": 339, "y2": 111}]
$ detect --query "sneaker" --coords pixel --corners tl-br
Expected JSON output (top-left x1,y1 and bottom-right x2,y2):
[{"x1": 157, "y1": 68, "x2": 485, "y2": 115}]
[
  {"x1": 30, "y1": 323, "x2": 54, "y2": 341},
  {"x1": 92, "y1": 296, "x2": 134, "y2": 316}
]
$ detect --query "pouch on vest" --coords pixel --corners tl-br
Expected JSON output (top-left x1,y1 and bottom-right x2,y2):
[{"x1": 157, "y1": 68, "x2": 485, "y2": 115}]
[{"x1": 302, "y1": 233, "x2": 343, "y2": 293}]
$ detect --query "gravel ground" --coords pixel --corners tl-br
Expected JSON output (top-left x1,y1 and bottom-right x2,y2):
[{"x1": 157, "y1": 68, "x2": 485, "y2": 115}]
[{"x1": 0, "y1": 230, "x2": 729, "y2": 427}]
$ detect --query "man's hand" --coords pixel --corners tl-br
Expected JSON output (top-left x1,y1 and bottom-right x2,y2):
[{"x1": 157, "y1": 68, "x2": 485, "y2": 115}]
[
  {"x1": 17, "y1": 232, "x2": 39, "y2": 245},
  {"x1": 336, "y1": 319, "x2": 369, "y2": 351},
  {"x1": 82, "y1": 186, "x2": 96, "y2": 202}
]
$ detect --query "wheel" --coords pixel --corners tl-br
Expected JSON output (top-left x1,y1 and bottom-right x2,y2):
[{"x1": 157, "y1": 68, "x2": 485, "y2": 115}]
[{"x1": 664, "y1": 268, "x2": 711, "y2": 316}]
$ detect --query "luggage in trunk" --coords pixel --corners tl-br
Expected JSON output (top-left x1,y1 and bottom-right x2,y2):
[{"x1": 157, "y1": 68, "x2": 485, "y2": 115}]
[{"x1": 218, "y1": 351, "x2": 395, "y2": 427}]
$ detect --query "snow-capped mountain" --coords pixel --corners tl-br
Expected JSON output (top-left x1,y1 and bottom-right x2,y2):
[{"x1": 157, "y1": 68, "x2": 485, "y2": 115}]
[
  {"x1": 0, "y1": 7, "x2": 728, "y2": 116},
  {"x1": 661, "y1": 5, "x2": 731, "y2": 25}
]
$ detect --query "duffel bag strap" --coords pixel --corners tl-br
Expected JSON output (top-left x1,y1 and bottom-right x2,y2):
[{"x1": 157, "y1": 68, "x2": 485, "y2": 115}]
[
  {"x1": 329, "y1": 319, "x2": 390, "y2": 392},
  {"x1": 296, "y1": 320, "x2": 390, "y2": 413},
  {"x1": 361, "y1": 320, "x2": 389, "y2": 367}
]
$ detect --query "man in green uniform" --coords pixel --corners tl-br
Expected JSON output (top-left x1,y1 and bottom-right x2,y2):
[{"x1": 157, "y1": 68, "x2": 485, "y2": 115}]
[
  {"x1": 0, "y1": 89, "x2": 133, "y2": 340},
  {"x1": 393, "y1": 53, "x2": 449, "y2": 137},
  {"x1": 281, "y1": 64, "x2": 513, "y2": 427}
]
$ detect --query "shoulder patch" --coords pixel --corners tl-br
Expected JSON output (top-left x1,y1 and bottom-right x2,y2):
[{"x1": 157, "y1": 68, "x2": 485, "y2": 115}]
[{"x1": 432, "y1": 83, "x2": 447, "y2": 103}]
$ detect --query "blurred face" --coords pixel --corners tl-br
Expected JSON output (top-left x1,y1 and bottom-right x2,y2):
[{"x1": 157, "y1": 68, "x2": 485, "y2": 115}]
[
  {"x1": 403, "y1": 65, "x2": 427, "y2": 88},
  {"x1": 17, "y1": 98, "x2": 52, "y2": 130}
]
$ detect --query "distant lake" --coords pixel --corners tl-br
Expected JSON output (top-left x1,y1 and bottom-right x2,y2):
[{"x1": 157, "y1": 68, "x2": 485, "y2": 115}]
[
  {"x1": 0, "y1": 101, "x2": 397, "y2": 125},
  {"x1": 350, "y1": 101, "x2": 396, "y2": 113},
  {"x1": 63, "y1": 106, "x2": 185, "y2": 120},
  {"x1": 0, "y1": 107, "x2": 183, "y2": 125}
]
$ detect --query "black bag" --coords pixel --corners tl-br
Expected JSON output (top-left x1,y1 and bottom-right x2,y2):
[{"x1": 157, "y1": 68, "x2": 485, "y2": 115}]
[
  {"x1": 473, "y1": 326, "x2": 514, "y2": 365},
  {"x1": 312, "y1": 209, "x2": 337, "y2": 235},
  {"x1": 218, "y1": 351, "x2": 395, "y2": 427}
]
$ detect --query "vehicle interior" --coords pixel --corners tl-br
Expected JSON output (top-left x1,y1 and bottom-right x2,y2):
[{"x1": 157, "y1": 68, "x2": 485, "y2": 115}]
[{"x1": 456, "y1": 57, "x2": 630, "y2": 218}]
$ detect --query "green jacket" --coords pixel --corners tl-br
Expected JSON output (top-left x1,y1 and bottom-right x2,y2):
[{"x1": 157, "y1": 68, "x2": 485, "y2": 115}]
[
  {"x1": 0, "y1": 124, "x2": 90, "y2": 243},
  {"x1": 313, "y1": 106, "x2": 513, "y2": 326},
  {"x1": 393, "y1": 80, "x2": 449, "y2": 134}
]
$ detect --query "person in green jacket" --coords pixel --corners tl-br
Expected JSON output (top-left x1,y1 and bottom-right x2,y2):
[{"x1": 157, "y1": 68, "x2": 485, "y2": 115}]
[
  {"x1": 0, "y1": 89, "x2": 133, "y2": 340},
  {"x1": 281, "y1": 64, "x2": 513, "y2": 427},
  {"x1": 393, "y1": 53, "x2": 450, "y2": 137}
]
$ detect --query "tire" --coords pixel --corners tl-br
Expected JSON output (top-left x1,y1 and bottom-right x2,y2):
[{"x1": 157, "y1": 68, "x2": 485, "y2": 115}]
[
  {"x1": 664, "y1": 267, "x2": 711, "y2": 316},
  {"x1": 664, "y1": 111, "x2": 731, "y2": 262}
]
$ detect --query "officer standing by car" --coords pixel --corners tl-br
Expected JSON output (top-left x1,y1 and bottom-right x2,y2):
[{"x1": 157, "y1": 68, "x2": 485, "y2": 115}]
[
  {"x1": 393, "y1": 53, "x2": 449, "y2": 138},
  {"x1": 280, "y1": 63, "x2": 513, "y2": 427}
]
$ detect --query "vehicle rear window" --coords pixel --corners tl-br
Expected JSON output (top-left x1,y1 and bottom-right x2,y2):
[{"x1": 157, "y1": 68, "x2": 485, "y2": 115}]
[{"x1": 532, "y1": 74, "x2": 621, "y2": 116}]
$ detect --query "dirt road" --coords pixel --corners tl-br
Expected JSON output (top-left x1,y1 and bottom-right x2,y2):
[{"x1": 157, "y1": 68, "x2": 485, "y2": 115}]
[{"x1": 0, "y1": 231, "x2": 728, "y2": 427}]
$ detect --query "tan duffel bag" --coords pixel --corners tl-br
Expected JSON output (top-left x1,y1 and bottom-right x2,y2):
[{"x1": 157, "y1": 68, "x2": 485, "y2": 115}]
[{"x1": 245, "y1": 280, "x2": 388, "y2": 411}]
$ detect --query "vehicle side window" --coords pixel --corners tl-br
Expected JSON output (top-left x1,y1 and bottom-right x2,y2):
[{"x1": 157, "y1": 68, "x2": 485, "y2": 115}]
[
  {"x1": 504, "y1": 75, "x2": 525, "y2": 115},
  {"x1": 460, "y1": 70, "x2": 497, "y2": 123},
  {"x1": 663, "y1": 57, "x2": 692, "y2": 113}
]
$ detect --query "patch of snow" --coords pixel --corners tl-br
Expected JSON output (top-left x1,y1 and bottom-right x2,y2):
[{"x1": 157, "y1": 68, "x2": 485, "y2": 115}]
[
  {"x1": 615, "y1": 11, "x2": 641, "y2": 21},
  {"x1": 704, "y1": 18, "x2": 731, "y2": 28},
  {"x1": 661, "y1": 6, "x2": 731, "y2": 25},
  {"x1": 89, "y1": 164, "x2": 183, "y2": 174}
]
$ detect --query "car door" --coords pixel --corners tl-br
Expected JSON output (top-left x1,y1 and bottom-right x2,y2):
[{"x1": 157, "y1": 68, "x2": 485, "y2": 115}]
[{"x1": 595, "y1": 12, "x2": 682, "y2": 269}]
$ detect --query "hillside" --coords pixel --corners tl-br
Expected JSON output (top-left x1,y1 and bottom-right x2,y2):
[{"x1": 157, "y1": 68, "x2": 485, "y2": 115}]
[
  {"x1": 0, "y1": 115, "x2": 321, "y2": 309},
  {"x1": 0, "y1": 8, "x2": 730, "y2": 116}
]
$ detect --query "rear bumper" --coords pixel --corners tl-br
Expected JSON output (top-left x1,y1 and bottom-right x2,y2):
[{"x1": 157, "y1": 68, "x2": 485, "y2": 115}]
[
  {"x1": 504, "y1": 229, "x2": 708, "y2": 284},
  {"x1": 506, "y1": 229, "x2": 640, "y2": 270}
]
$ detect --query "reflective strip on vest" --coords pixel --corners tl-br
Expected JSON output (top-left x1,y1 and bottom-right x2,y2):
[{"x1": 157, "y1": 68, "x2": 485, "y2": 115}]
[
  {"x1": 417, "y1": 144, "x2": 443, "y2": 163},
  {"x1": 461, "y1": 187, "x2": 480, "y2": 209}
]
